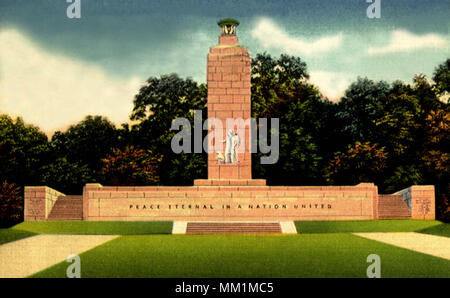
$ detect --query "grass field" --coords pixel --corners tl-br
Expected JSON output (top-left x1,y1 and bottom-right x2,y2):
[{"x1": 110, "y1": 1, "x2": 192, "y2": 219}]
[
  {"x1": 30, "y1": 234, "x2": 450, "y2": 278},
  {"x1": 1, "y1": 220, "x2": 447, "y2": 245},
  {"x1": 0, "y1": 229, "x2": 36, "y2": 245},
  {"x1": 294, "y1": 220, "x2": 446, "y2": 234},
  {"x1": 1, "y1": 220, "x2": 449, "y2": 278},
  {"x1": 0, "y1": 221, "x2": 172, "y2": 245},
  {"x1": 11, "y1": 221, "x2": 173, "y2": 235},
  {"x1": 416, "y1": 223, "x2": 450, "y2": 237}
]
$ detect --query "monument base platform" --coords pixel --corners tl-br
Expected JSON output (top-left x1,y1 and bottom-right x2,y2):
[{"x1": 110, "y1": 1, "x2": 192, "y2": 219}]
[{"x1": 24, "y1": 183, "x2": 435, "y2": 222}]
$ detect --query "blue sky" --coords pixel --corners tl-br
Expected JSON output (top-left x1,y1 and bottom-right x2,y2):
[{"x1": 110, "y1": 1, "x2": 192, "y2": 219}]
[{"x1": 0, "y1": 0, "x2": 448, "y2": 134}]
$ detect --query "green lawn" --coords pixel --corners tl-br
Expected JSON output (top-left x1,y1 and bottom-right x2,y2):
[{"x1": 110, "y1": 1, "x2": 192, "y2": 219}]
[
  {"x1": 417, "y1": 223, "x2": 450, "y2": 237},
  {"x1": 1, "y1": 220, "x2": 447, "y2": 246},
  {"x1": 0, "y1": 229, "x2": 36, "y2": 245},
  {"x1": 31, "y1": 234, "x2": 450, "y2": 278},
  {"x1": 2, "y1": 220, "x2": 449, "y2": 278},
  {"x1": 295, "y1": 220, "x2": 443, "y2": 234},
  {"x1": 11, "y1": 221, "x2": 172, "y2": 235}
]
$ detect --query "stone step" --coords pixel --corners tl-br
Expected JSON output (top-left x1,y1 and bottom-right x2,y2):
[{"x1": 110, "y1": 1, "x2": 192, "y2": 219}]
[
  {"x1": 49, "y1": 211, "x2": 82, "y2": 214},
  {"x1": 378, "y1": 212, "x2": 411, "y2": 215},
  {"x1": 48, "y1": 196, "x2": 83, "y2": 220},
  {"x1": 378, "y1": 217, "x2": 411, "y2": 219},
  {"x1": 46, "y1": 217, "x2": 82, "y2": 221},
  {"x1": 186, "y1": 222, "x2": 282, "y2": 234},
  {"x1": 378, "y1": 195, "x2": 411, "y2": 219},
  {"x1": 379, "y1": 207, "x2": 409, "y2": 210}
]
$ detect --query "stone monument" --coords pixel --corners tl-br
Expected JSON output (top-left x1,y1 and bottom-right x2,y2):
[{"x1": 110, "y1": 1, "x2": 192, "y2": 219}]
[
  {"x1": 194, "y1": 18, "x2": 266, "y2": 186},
  {"x1": 23, "y1": 19, "x2": 435, "y2": 224}
]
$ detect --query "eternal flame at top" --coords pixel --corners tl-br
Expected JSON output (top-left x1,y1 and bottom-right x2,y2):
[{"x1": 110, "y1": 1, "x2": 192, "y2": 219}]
[{"x1": 217, "y1": 18, "x2": 240, "y2": 36}]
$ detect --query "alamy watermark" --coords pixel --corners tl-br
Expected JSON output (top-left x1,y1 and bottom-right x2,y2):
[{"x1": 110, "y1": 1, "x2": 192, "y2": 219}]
[
  {"x1": 171, "y1": 111, "x2": 279, "y2": 165},
  {"x1": 66, "y1": 1, "x2": 379, "y2": 19},
  {"x1": 66, "y1": 0, "x2": 81, "y2": 19},
  {"x1": 366, "y1": 0, "x2": 381, "y2": 19},
  {"x1": 366, "y1": 254, "x2": 381, "y2": 278},
  {"x1": 66, "y1": 254, "x2": 81, "y2": 278}
]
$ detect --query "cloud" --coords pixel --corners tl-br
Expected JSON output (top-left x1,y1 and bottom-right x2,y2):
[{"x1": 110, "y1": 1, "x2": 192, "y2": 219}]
[
  {"x1": 367, "y1": 30, "x2": 448, "y2": 55},
  {"x1": 309, "y1": 71, "x2": 354, "y2": 101},
  {"x1": 0, "y1": 29, "x2": 142, "y2": 135},
  {"x1": 251, "y1": 18, "x2": 343, "y2": 56}
]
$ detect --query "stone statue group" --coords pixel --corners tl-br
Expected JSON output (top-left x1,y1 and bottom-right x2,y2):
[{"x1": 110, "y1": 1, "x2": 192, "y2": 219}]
[{"x1": 217, "y1": 129, "x2": 240, "y2": 164}]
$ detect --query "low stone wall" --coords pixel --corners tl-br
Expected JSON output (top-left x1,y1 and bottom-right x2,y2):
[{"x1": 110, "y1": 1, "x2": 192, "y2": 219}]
[
  {"x1": 82, "y1": 183, "x2": 378, "y2": 221},
  {"x1": 394, "y1": 185, "x2": 435, "y2": 219},
  {"x1": 24, "y1": 186, "x2": 65, "y2": 221}
]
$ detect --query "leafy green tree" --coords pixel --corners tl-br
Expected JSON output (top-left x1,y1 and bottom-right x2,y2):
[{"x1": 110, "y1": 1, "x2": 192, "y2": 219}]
[
  {"x1": 421, "y1": 109, "x2": 450, "y2": 178},
  {"x1": 413, "y1": 74, "x2": 444, "y2": 114},
  {"x1": 372, "y1": 81, "x2": 423, "y2": 191},
  {"x1": 336, "y1": 77, "x2": 390, "y2": 146},
  {"x1": 375, "y1": 82, "x2": 420, "y2": 156},
  {"x1": 251, "y1": 53, "x2": 309, "y2": 119},
  {"x1": 433, "y1": 58, "x2": 450, "y2": 96},
  {"x1": 130, "y1": 73, "x2": 207, "y2": 185},
  {"x1": 49, "y1": 115, "x2": 119, "y2": 179},
  {"x1": 0, "y1": 115, "x2": 49, "y2": 187},
  {"x1": 250, "y1": 53, "x2": 325, "y2": 185},
  {"x1": 40, "y1": 158, "x2": 93, "y2": 194},
  {"x1": 421, "y1": 108, "x2": 450, "y2": 221}
]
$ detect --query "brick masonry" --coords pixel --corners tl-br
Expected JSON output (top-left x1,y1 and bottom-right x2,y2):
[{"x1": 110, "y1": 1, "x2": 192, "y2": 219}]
[
  {"x1": 24, "y1": 183, "x2": 435, "y2": 222},
  {"x1": 82, "y1": 183, "x2": 377, "y2": 221},
  {"x1": 206, "y1": 33, "x2": 252, "y2": 181},
  {"x1": 24, "y1": 186, "x2": 65, "y2": 221},
  {"x1": 395, "y1": 185, "x2": 435, "y2": 220}
]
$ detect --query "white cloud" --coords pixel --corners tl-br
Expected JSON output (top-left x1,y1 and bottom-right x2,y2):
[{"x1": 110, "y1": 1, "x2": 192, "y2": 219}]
[
  {"x1": 0, "y1": 29, "x2": 142, "y2": 135},
  {"x1": 251, "y1": 18, "x2": 343, "y2": 56},
  {"x1": 367, "y1": 30, "x2": 448, "y2": 55},
  {"x1": 309, "y1": 71, "x2": 354, "y2": 101}
]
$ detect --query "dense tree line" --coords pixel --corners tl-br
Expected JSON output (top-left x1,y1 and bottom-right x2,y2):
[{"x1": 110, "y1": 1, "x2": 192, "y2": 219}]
[{"x1": 0, "y1": 56, "x2": 448, "y2": 226}]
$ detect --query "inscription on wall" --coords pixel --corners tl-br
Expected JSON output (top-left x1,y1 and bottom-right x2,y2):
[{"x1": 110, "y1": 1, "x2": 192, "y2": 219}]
[{"x1": 128, "y1": 203, "x2": 333, "y2": 211}]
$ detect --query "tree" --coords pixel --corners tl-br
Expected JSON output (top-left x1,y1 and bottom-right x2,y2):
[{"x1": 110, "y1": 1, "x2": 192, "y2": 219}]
[
  {"x1": 100, "y1": 146, "x2": 162, "y2": 186},
  {"x1": 0, "y1": 181, "x2": 22, "y2": 227},
  {"x1": 413, "y1": 74, "x2": 444, "y2": 113},
  {"x1": 40, "y1": 158, "x2": 93, "y2": 195},
  {"x1": 421, "y1": 108, "x2": 450, "y2": 221},
  {"x1": 371, "y1": 81, "x2": 423, "y2": 192},
  {"x1": 130, "y1": 73, "x2": 207, "y2": 185},
  {"x1": 421, "y1": 109, "x2": 450, "y2": 178},
  {"x1": 251, "y1": 53, "x2": 309, "y2": 119},
  {"x1": 250, "y1": 53, "x2": 326, "y2": 185},
  {"x1": 336, "y1": 77, "x2": 390, "y2": 146},
  {"x1": 433, "y1": 58, "x2": 450, "y2": 97},
  {"x1": 49, "y1": 115, "x2": 119, "y2": 182},
  {"x1": 0, "y1": 115, "x2": 49, "y2": 187},
  {"x1": 324, "y1": 142, "x2": 387, "y2": 185}
]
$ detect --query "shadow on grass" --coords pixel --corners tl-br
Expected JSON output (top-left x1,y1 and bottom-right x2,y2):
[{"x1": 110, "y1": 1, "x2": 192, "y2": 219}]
[
  {"x1": 0, "y1": 229, "x2": 36, "y2": 245},
  {"x1": 417, "y1": 223, "x2": 450, "y2": 237},
  {"x1": 295, "y1": 220, "x2": 443, "y2": 234},
  {"x1": 11, "y1": 221, "x2": 173, "y2": 235}
]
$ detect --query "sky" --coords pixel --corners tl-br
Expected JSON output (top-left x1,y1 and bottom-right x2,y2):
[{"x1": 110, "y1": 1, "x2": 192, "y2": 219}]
[{"x1": 0, "y1": 0, "x2": 448, "y2": 135}]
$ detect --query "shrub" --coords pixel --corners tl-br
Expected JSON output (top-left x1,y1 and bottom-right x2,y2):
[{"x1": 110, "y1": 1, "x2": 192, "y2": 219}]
[{"x1": 0, "y1": 181, "x2": 23, "y2": 227}]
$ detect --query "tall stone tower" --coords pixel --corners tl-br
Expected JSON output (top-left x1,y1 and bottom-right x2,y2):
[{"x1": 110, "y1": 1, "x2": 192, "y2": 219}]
[{"x1": 195, "y1": 19, "x2": 265, "y2": 186}]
